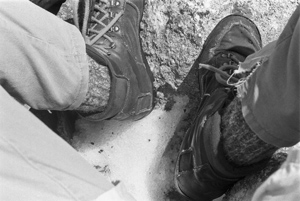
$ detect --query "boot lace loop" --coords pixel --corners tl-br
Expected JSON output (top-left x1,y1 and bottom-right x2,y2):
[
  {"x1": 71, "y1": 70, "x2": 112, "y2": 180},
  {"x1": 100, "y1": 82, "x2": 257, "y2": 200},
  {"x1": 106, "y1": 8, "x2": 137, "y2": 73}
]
[{"x1": 199, "y1": 53, "x2": 245, "y2": 86}]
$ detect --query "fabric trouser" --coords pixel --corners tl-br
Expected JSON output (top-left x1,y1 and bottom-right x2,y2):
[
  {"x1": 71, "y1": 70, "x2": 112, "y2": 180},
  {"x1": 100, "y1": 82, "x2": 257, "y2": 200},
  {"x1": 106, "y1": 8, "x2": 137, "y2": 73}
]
[
  {"x1": 244, "y1": 7, "x2": 300, "y2": 200},
  {"x1": 0, "y1": 0, "x2": 299, "y2": 201},
  {"x1": 0, "y1": 0, "x2": 89, "y2": 111},
  {"x1": 0, "y1": 86, "x2": 115, "y2": 201},
  {"x1": 0, "y1": 1, "x2": 116, "y2": 201},
  {"x1": 238, "y1": 6, "x2": 300, "y2": 148}
]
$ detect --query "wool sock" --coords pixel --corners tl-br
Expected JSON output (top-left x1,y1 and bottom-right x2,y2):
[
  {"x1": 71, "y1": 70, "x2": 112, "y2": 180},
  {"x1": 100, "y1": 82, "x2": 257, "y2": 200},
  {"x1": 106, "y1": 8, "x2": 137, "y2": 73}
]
[
  {"x1": 76, "y1": 56, "x2": 111, "y2": 113},
  {"x1": 221, "y1": 97, "x2": 278, "y2": 167}
]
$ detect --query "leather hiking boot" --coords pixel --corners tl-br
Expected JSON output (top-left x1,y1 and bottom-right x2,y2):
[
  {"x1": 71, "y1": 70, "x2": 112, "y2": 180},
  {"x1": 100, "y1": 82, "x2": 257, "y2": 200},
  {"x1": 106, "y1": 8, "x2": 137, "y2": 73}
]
[
  {"x1": 73, "y1": 0, "x2": 154, "y2": 121},
  {"x1": 174, "y1": 15, "x2": 269, "y2": 201}
]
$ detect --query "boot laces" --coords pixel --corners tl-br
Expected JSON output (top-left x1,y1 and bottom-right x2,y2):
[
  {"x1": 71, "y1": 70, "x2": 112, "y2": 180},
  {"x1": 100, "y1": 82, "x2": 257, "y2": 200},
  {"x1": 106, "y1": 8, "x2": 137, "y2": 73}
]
[
  {"x1": 87, "y1": 0, "x2": 124, "y2": 55},
  {"x1": 199, "y1": 53, "x2": 245, "y2": 86}
]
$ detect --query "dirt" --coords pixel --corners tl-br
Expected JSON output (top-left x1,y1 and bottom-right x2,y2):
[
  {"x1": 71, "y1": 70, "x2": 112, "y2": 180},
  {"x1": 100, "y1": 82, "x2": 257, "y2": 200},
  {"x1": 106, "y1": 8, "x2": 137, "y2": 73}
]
[{"x1": 58, "y1": 1, "x2": 299, "y2": 201}]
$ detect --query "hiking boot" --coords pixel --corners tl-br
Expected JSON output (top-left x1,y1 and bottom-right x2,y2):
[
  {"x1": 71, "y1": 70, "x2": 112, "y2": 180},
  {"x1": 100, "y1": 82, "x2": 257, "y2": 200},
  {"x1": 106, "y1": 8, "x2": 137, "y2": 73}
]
[
  {"x1": 174, "y1": 15, "x2": 268, "y2": 201},
  {"x1": 73, "y1": 0, "x2": 154, "y2": 121}
]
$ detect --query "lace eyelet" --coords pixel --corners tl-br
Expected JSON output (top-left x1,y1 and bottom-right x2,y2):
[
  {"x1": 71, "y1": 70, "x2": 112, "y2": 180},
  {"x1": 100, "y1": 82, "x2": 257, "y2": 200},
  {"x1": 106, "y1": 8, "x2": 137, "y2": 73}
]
[{"x1": 114, "y1": 26, "x2": 120, "y2": 32}]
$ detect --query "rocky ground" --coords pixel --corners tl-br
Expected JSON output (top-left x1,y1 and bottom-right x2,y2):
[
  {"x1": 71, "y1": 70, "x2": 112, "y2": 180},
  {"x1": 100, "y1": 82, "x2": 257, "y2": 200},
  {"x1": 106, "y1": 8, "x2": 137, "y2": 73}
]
[{"x1": 58, "y1": 0, "x2": 299, "y2": 201}]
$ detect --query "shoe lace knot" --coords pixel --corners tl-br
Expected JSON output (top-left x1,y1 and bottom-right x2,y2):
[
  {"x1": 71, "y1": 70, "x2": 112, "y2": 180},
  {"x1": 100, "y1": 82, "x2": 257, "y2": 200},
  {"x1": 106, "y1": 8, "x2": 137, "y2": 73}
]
[
  {"x1": 199, "y1": 52, "x2": 245, "y2": 86},
  {"x1": 87, "y1": 0, "x2": 124, "y2": 55}
]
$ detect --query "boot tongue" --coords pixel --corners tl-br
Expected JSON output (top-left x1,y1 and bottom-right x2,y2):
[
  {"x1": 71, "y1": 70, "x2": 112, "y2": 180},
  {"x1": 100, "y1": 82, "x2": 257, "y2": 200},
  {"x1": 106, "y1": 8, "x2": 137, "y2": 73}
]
[{"x1": 217, "y1": 26, "x2": 257, "y2": 57}]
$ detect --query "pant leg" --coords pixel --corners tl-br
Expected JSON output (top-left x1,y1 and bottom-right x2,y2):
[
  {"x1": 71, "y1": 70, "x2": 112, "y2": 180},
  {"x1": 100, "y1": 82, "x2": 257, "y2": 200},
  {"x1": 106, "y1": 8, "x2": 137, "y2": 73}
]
[
  {"x1": 238, "y1": 6, "x2": 300, "y2": 147},
  {"x1": 0, "y1": 0, "x2": 88, "y2": 111},
  {"x1": 0, "y1": 86, "x2": 114, "y2": 201}
]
